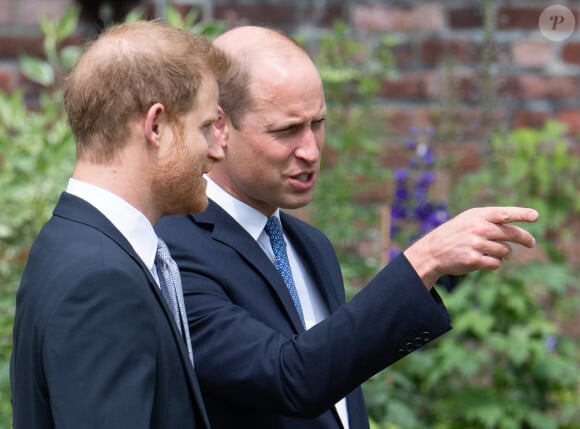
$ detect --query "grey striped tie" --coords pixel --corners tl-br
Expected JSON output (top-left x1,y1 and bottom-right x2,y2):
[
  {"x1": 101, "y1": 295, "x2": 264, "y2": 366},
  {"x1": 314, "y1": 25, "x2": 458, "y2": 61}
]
[{"x1": 156, "y1": 238, "x2": 194, "y2": 365}]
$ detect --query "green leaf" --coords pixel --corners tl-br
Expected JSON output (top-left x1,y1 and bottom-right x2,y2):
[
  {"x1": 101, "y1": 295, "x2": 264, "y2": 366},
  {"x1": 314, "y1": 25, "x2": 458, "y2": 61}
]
[
  {"x1": 165, "y1": 6, "x2": 185, "y2": 29},
  {"x1": 56, "y1": 7, "x2": 80, "y2": 41},
  {"x1": 124, "y1": 7, "x2": 146, "y2": 23},
  {"x1": 19, "y1": 55, "x2": 55, "y2": 86},
  {"x1": 59, "y1": 45, "x2": 81, "y2": 70}
]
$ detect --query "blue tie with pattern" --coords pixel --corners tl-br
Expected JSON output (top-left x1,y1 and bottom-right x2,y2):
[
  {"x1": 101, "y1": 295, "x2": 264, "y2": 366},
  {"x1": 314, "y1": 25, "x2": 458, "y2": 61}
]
[
  {"x1": 156, "y1": 238, "x2": 194, "y2": 365},
  {"x1": 264, "y1": 216, "x2": 306, "y2": 327}
]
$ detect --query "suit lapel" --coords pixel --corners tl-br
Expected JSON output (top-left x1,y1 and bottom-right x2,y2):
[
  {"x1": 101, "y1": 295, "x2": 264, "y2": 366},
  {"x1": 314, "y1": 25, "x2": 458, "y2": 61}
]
[
  {"x1": 193, "y1": 201, "x2": 306, "y2": 332},
  {"x1": 54, "y1": 192, "x2": 210, "y2": 427},
  {"x1": 281, "y1": 213, "x2": 343, "y2": 312}
]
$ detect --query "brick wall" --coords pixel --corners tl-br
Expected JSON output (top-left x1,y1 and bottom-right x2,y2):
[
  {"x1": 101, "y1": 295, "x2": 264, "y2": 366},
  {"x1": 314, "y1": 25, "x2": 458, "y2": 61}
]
[
  {"x1": 1, "y1": 0, "x2": 579, "y2": 264},
  {"x1": 3, "y1": 0, "x2": 580, "y2": 142}
]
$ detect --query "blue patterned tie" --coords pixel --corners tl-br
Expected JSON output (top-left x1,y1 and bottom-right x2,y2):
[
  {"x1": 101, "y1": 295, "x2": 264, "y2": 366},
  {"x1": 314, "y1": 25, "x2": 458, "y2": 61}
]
[
  {"x1": 156, "y1": 238, "x2": 194, "y2": 365},
  {"x1": 264, "y1": 216, "x2": 305, "y2": 327}
]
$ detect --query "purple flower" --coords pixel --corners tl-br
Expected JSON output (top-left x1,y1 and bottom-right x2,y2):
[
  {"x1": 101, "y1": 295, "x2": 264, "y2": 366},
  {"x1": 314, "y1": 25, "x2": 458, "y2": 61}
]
[
  {"x1": 423, "y1": 147, "x2": 435, "y2": 166},
  {"x1": 405, "y1": 139, "x2": 417, "y2": 151},
  {"x1": 391, "y1": 204, "x2": 407, "y2": 220},
  {"x1": 415, "y1": 201, "x2": 433, "y2": 221},
  {"x1": 546, "y1": 336, "x2": 558, "y2": 352},
  {"x1": 388, "y1": 124, "x2": 451, "y2": 265},
  {"x1": 395, "y1": 187, "x2": 408, "y2": 202},
  {"x1": 394, "y1": 167, "x2": 408, "y2": 183},
  {"x1": 417, "y1": 171, "x2": 435, "y2": 188},
  {"x1": 408, "y1": 125, "x2": 421, "y2": 136},
  {"x1": 414, "y1": 187, "x2": 427, "y2": 202}
]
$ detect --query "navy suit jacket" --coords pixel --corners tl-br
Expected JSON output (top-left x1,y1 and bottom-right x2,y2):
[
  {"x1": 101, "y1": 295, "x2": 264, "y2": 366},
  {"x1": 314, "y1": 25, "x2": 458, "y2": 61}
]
[
  {"x1": 11, "y1": 192, "x2": 210, "y2": 429},
  {"x1": 156, "y1": 200, "x2": 452, "y2": 428}
]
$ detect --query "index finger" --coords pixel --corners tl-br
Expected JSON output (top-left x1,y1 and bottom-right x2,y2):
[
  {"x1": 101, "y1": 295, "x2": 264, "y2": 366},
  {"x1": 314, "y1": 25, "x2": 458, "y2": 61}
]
[{"x1": 482, "y1": 207, "x2": 539, "y2": 224}]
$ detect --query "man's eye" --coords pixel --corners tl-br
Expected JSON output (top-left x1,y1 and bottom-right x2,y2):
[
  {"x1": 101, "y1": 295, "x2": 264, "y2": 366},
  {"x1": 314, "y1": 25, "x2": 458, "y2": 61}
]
[
  {"x1": 275, "y1": 125, "x2": 300, "y2": 134},
  {"x1": 312, "y1": 118, "x2": 326, "y2": 128}
]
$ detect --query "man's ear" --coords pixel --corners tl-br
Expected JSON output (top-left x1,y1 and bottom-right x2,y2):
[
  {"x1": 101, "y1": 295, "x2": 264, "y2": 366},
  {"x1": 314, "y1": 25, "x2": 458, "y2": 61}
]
[
  {"x1": 213, "y1": 105, "x2": 229, "y2": 148},
  {"x1": 144, "y1": 103, "x2": 166, "y2": 147}
]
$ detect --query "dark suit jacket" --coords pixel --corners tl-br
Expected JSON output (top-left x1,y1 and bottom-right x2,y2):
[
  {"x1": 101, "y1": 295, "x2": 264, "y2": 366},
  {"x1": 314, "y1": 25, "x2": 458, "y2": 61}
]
[
  {"x1": 11, "y1": 192, "x2": 210, "y2": 429},
  {"x1": 156, "y1": 200, "x2": 452, "y2": 429}
]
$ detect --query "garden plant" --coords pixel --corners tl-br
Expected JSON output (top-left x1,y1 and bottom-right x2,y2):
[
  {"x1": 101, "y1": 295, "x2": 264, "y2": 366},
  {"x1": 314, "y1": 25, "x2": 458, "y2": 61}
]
[{"x1": 0, "y1": 8, "x2": 579, "y2": 429}]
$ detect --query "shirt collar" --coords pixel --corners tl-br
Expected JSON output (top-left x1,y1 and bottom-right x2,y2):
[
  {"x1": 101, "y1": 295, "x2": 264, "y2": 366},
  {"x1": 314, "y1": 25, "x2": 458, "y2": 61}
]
[
  {"x1": 205, "y1": 175, "x2": 280, "y2": 240},
  {"x1": 66, "y1": 178, "x2": 158, "y2": 272}
]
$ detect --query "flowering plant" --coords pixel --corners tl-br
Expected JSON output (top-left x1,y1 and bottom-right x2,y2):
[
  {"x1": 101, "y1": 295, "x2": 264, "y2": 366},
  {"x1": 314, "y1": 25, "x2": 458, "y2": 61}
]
[{"x1": 389, "y1": 126, "x2": 450, "y2": 261}]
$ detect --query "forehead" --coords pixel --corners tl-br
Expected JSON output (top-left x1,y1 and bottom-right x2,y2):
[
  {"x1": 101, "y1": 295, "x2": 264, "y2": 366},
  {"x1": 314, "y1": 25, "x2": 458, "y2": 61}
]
[{"x1": 247, "y1": 59, "x2": 326, "y2": 123}]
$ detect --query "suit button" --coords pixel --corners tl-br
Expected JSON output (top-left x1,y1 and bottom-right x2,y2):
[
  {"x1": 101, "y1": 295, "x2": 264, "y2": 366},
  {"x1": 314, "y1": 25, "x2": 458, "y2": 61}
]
[
  {"x1": 414, "y1": 338, "x2": 424, "y2": 347},
  {"x1": 405, "y1": 342, "x2": 414, "y2": 352},
  {"x1": 422, "y1": 331, "x2": 430, "y2": 342}
]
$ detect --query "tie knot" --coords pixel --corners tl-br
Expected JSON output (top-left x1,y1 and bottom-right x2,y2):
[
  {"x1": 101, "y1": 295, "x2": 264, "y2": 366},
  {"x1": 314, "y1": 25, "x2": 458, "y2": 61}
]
[
  {"x1": 264, "y1": 216, "x2": 283, "y2": 240},
  {"x1": 156, "y1": 238, "x2": 171, "y2": 264}
]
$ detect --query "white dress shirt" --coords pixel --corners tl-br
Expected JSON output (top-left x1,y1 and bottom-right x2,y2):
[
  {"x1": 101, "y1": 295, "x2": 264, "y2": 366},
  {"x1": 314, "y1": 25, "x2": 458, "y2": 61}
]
[
  {"x1": 205, "y1": 176, "x2": 350, "y2": 429},
  {"x1": 66, "y1": 178, "x2": 160, "y2": 285}
]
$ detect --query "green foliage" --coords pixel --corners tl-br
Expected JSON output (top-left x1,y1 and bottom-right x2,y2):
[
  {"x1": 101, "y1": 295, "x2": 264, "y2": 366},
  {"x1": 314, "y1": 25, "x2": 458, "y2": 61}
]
[
  {"x1": 452, "y1": 120, "x2": 580, "y2": 261},
  {"x1": 0, "y1": 10, "x2": 78, "y2": 429},
  {"x1": 365, "y1": 265, "x2": 580, "y2": 429},
  {"x1": 20, "y1": 8, "x2": 81, "y2": 88},
  {"x1": 164, "y1": 6, "x2": 225, "y2": 37},
  {"x1": 363, "y1": 121, "x2": 580, "y2": 428}
]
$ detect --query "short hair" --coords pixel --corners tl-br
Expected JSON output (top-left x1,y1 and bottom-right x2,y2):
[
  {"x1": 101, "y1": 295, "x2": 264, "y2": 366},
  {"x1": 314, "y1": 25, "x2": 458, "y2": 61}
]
[
  {"x1": 64, "y1": 20, "x2": 229, "y2": 164},
  {"x1": 217, "y1": 27, "x2": 306, "y2": 130}
]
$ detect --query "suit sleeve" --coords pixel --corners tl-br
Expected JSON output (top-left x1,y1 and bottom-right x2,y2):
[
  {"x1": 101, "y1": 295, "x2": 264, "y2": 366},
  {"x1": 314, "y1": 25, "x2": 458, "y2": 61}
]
[
  {"x1": 172, "y1": 230, "x2": 451, "y2": 418},
  {"x1": 42, "y1": 268, "x2": 158, "y2": 429}
]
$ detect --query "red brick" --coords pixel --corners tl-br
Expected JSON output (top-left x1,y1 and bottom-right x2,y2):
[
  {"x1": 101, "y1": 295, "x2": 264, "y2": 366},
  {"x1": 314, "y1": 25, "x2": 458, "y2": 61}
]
[
  {"x1": 557, "y1": 109, "x2": 580, "y2": 135},
  {"x1": 444, "y1": 141, "x2": 482, "y2": 172},
  {"x1": 512, "y1": 41, "x2": 552, "y2": 67},
  {"x1": 382, "y1": 106, "x2": 432, "y2": 135},
  {"x1": 448, "y1": 7, "x2": 484, "y2": 29},
  {"x1": 0, "y1": 35, "x2": 44, "y2": 58},
  {"x1": 497, "y1": 7, "x2": 546, "y2": 30},
  {"x1": 352, "y1": 3, "x2": 444, "y2": 32},
  {"x1": 430, "y1": 106, "x2": 504, "y2": 140},
  {"x1": 562, "y1": 42, "x2": 580, "y2": 64},
  {"x1": 214, "y1": 4, "x2": 299, "y2": 28},
  {"x1": 0, "y1": 65, "x2": 20, "y2": 92},
  {"x1": 302, "y1": 3, "x2": 347, "y2": 28},
  {"x1": 495, "y1": 75, "x2": 519, "y2": 97},
  {"x1": 510, "y1": 74, "x2": 580, "y2": 100},
  {"x1": 379, "y1": 72, "x2": 439, "y2": 101},
  {"x1": 0, "y1": 0, "x2": 72, "y2": 26},
  {"x1": 547, "y1": 76, "x2": 580, "y2": 99},
  {"x1": 421, "y1": 38, "x2": 481, "y2": 66},
  {"x1": 455, "y1": 73, "x2": 480, "y2": 104},
  {"x1": 512, "y1": 110, "x2": 551, "y2": 129},
  {"x1": 389, "y1": 42, "x2": 415, "y2": 70},
  {"x1": 514, "y1": 74, "x2": 547, "y2": 99}
]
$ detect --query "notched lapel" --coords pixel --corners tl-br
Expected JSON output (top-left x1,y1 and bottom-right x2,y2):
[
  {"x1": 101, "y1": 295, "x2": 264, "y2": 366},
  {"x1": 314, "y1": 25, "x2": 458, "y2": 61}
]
[
  {"x1": 55, "y1": 192, "x2": 207, "y2": 416},
  {"x1": 193, "y1": 201, "x2": 306, "y2": 332},
  {"x1": 281, "y1": 214, "x2": 343, "y2": 312}
]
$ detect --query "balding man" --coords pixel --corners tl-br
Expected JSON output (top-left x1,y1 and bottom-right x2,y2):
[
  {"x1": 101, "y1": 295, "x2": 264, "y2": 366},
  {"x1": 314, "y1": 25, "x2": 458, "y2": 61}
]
[
  {"x1": 11, "y1": 21, "x2": 228, "y2": 429},
  {"x1": 156, "y1": 25, "x2": 538, "y2": 429}
]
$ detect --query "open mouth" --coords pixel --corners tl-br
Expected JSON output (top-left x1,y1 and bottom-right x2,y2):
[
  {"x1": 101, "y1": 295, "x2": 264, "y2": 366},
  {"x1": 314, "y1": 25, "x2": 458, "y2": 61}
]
[
  {"x1": 295, "y1": 173, "x2": 311, "y2": 182},
  {"x1": 289, "y1": 172, "x2": 316, "y2": 189}
]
